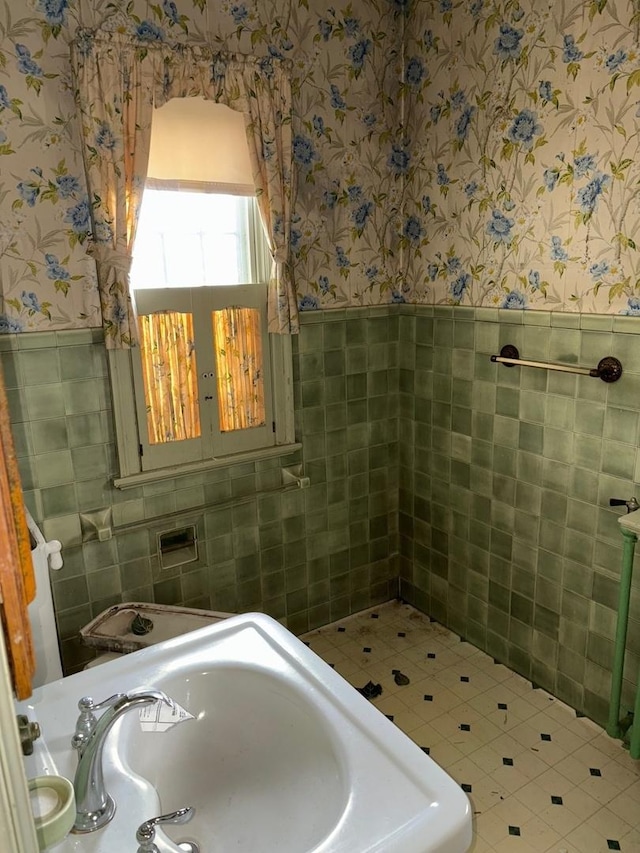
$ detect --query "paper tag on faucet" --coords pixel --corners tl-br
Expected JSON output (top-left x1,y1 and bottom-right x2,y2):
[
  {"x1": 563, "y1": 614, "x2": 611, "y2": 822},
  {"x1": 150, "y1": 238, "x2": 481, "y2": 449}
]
[{"x1": 138, "y1": 701, "x2": 195, "y2": 732}]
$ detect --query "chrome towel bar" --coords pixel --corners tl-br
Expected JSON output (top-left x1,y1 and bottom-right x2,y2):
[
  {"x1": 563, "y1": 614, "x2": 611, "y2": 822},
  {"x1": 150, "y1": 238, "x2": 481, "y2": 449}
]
[{"x1": 490, "y1": 345, "x2": 623, "y2": 383}]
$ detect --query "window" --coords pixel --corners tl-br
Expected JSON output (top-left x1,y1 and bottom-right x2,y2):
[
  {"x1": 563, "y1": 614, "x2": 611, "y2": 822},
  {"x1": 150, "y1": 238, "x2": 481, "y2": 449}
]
[{"x1": 109, "y1": 99, "x2": 295, "y2": 486}]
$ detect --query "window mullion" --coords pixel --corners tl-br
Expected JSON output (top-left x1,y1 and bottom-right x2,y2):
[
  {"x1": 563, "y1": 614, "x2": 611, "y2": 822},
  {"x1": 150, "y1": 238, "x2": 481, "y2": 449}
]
[{"x1": 193, "y1": 288, "x2": 218, "y2": 459}]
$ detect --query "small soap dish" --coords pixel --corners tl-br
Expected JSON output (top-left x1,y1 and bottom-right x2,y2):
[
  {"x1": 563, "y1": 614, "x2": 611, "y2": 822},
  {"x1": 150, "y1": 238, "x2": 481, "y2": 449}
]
[{"x1": 28, "y1": 776, "x2": 75, "y2": 850}]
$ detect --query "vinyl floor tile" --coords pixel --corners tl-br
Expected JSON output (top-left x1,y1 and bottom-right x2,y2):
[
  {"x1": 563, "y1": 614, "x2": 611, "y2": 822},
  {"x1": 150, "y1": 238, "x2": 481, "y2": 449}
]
[{"x1": 302, "y1": 602, "x2": 640, "y2": 852}]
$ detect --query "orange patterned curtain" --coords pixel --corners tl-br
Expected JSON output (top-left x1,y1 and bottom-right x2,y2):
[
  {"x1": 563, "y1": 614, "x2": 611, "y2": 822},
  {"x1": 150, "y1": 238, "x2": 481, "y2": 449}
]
[
  {"x1": 0, "y1": 362, "x2": 35, "y2": 699},
  {"x1": 138, "y1": 312, "x2": 201, "y2": 444},
  {"x1": 212, "y1": 307, "x2": 266, "y2": 432}
]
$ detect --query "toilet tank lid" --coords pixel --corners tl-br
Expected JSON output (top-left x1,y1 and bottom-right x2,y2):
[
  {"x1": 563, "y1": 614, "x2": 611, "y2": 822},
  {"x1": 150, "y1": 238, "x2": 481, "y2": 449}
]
[{"x1": 80, "y1": 601, "x2": 234, "y2": 653}]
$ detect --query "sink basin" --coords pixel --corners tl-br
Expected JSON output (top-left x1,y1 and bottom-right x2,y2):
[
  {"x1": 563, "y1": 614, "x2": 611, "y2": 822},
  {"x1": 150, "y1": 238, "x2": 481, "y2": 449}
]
[
  {"x1": 117, "y1": 665, "x2": 347, "y2": 851},
  {"x1": 16, "y1": 612, "x2": 472, "y2": 852}
]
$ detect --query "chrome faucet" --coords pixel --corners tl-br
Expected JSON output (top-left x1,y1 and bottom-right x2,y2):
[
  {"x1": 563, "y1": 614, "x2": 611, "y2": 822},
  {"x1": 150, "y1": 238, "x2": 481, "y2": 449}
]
[{"x1": 71, "y1": 689, "x2": 174, "y2": 834}]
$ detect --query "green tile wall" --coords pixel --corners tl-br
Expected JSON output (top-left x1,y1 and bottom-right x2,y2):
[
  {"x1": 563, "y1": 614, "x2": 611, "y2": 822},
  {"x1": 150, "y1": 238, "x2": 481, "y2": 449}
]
[
  {"x1": 1, "y1": 311, "x2": 398, "y2": 673},
  {"x1": 4, "y1": 306, "x2": 640, "y2": 729},
  {"x1": 399, "y1": 306, "x2": 640, "y2": 726}
]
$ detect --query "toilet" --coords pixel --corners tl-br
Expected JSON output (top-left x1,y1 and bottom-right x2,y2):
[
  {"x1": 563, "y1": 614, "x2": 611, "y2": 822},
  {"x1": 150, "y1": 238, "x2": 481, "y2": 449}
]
[
  {"x1": 24, "y1": 505, "x2": 232, "y2": 677},
  {"x1": 81, "y1": 601, "x2": 232, "y2": 668}
]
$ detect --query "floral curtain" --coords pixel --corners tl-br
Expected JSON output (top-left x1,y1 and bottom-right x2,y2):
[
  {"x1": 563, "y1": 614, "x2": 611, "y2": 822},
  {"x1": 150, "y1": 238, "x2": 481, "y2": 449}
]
[
  {"x1": 138, "y1": 311, "x2": 201, "y2": 444},
  {"x1": 212, "y1": 307, "x2": 266, "y2": 432},
  {"x1": 70, "y1": 16, "x2": 297, "y2": 348}
]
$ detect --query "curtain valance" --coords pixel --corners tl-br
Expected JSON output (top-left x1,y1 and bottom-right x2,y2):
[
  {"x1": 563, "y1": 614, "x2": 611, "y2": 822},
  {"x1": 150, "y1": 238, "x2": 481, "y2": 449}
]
[{"x1": 70, "y1": 22, "x2": 298, "y2": 347}]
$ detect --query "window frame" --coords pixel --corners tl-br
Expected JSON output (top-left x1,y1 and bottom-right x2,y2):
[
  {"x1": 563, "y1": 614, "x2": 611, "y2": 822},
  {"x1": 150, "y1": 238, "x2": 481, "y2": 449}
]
[{"x1": 109, "y1": 192, "x2": 296, "y2": 489}]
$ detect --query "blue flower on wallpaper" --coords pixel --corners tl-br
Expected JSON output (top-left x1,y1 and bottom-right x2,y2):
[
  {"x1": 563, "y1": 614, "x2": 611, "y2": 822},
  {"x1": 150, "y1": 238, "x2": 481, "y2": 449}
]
[
  {"x1": 330, "y1": 85, "x2": 346, "y2": 110},
  {"x1": 562, "y1": 35, "x2": 583, "y2": 63},
  {"x1": 436, "y1": 164, "x2": 449, "y2": 185},
  {"x1": 348, "y1": 39, "x2": 372, "y2": 71},
  {"x1": 17, "y1": 182, "x2": 38, "y2": 207},
  {"x1": 574, "y1": 154, "x2": 596, "y2": 177},
  {"x1": 543, "y1": 169, "x2": 558, "y2": 191},
  {"x1": 44, "y1": 254, "x2": 69, "y2": 280},
  {"x1": 365, "y1": 265, "x2": 378, "y2": 280},
  {"x1": 606, "y1": 50, "x2": 627, "y2": 73},
  {"x1": 55, "y1": 174, "x2": 81, "y2": 198},
  {"x1": 428, "y1": 263, "x2": 439, "y2": 281},
  {"x1": 0, "y1": 315, "x2": 23, "y2": 333},
  {"x1": 0, "y1": 129, "x2": 6, "y2": 144},
  {"x1": 502, "y1": 290, "x2": 527, "y2": 309},
  {"x1": 576, "y1": 172, "x2": 610, "y2": 215},
  {"x1": 15, "y1": 45, "x2": 43, "y2": 77},
  {"x1": 347, "y1": 184, "x2": 363, "y2": 202},
  {"x1": 136, "y1": 21, "x2": 165, "y2": 41},
  {"x1": 464, "y1": 181, "x2": 478, "y2": 197},
  {"x1": 318, "y1": 19, "x2": 332, "y2": 41},
  {"x1": 423, "y1": 29, "x2": 434, "y2": 49},
  {"x1": 550, "y1": 236, "x2": 568, "y2": 260},
  {"x1": 455, "y1": 106, "x2": 475, "y2": 142},
  {"x1": 363, "y1": 113, "x2": 377, "y2": 128},
  {"x1": 162, "y1": 0, "x2": 179, "y2": 24},
  {"x1": 36, "y1": 0, "x2": 68, "y2": 26},
  {"x1": 344, "y1": 17, "x2": 360, "y2": 37},
  {"x1": 292, "y1": 134, "x2": 317, "y2": 168},
  {"x1": 391, "y1": 290, "x2": 406, "y2": 303},
  {"x1": 406, "y1": 57, "x2": 426, "y2": 86},
  {"x1": 430, "y1": 105, "x2": 442, "y2": 123},
  {"x1": 470, "y1": 0, "x2": 483, "y2": 15},
  {"x1": 21, "y1": 291, "x2": 41, "y2": 312},
  {"x1": 318, "y1": 275, "x2": 330, "y2": 294},
  {"x1": 440, "y1": 0, "x2": 452, "y2": 11},
  {"x1": 388, "y1": 144, "x2": 410, "y2": 175},
  {"x1": 507, "y1": 109, "x2": 542, "y2": 146},
  {"x1": 323, "y1": 189, "x2": 338, "y2": 209},
  {"x1": 0, "y1": 85, "x2": 10, "y2": 109},
  {"x1": 539, "y1": 81, "x2": 552, "y2": 102},
  {"x1": 403, "y1": 216, "x2": 424, "y2": 243},
  {"x1": 486, "y1": 209, "x2": 514, "y2": 243},
  {"x1": 494, "y1": 25, "x2": 523, "y2": 61},
  {"x1": 621, "y1": 297, "x2": 640, "y2": 315},
  {"x1": 267, "y1": 44, "x2": 283, "y2": 59},
  {"x1": 64, "y1": 198, "x2": 91, "y2": 234},
  {"x1": 95, "y1": 123, "x2": 116, "y2": 151},
  {"x1": 389, "y1": 0, "x2": 411, "y2": 13},
  {"x1": 352, "y1": 201, "x2": 373, "y2": 229},
  {"x1": 451, "y1": 273, "x2": 470, "y2": 301},
  {"x1": 450, "y1": 90, "x2": 466, "y2": 110},
  {"x1": 312, "y1": 115, "x2": 324, "y2": 135},
  {"x1": 422, "y1": 195, "x2": 432, "y2": 213},
  {"x1": 589, "y1": 261, "x2": 610, "y2": 279},
  {"x1": 528, "y1": 270, "x2": 541, "y2": 289},
  {"x1": 446, "y1": 256, "x2": 461, "y2": 273},
  {"x1": 230, "y1": 4, "x2": 249, "y2": 24},
  {"x1": 335, "y1": 246, "x2": 350, "y2": 268}
]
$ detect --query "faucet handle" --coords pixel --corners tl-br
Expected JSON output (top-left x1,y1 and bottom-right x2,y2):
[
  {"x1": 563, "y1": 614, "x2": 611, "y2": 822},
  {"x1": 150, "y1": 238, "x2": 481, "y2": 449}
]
[
  {"x1": 71, "y1": 693, "x2": 125, "y2": 752},
  {"x1": 136, "y1": 806, "x2": 194, "y2": 853}
]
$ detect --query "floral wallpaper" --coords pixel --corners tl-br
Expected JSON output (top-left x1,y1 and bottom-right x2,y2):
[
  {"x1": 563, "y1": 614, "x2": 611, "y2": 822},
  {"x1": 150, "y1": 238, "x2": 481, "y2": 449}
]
[
  {"x1": 0, "y1": 0, "x2": 404, "y2": 332},
  {"x1": 405, "y1": 0, "x2": 640, "y2": 314},
  {"x1": 1, "y1": 0, "x2": 640, "y2": 331}
]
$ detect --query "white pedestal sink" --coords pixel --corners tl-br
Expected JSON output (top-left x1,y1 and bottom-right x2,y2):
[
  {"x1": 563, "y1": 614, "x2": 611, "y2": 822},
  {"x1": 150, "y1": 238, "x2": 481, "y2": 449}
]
[{"x1": 16, "y1": 612, "x2": 472, "y2": 852}]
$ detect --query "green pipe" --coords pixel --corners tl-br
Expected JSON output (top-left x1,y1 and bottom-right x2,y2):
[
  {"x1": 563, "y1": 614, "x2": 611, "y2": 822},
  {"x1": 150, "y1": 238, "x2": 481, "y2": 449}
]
[
  {"x1": 631, "y1": 661, "x2": 640, "y2": 759},
  {"x1": 607, "y1": 527, "x2": 637, "y2": 740}
]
